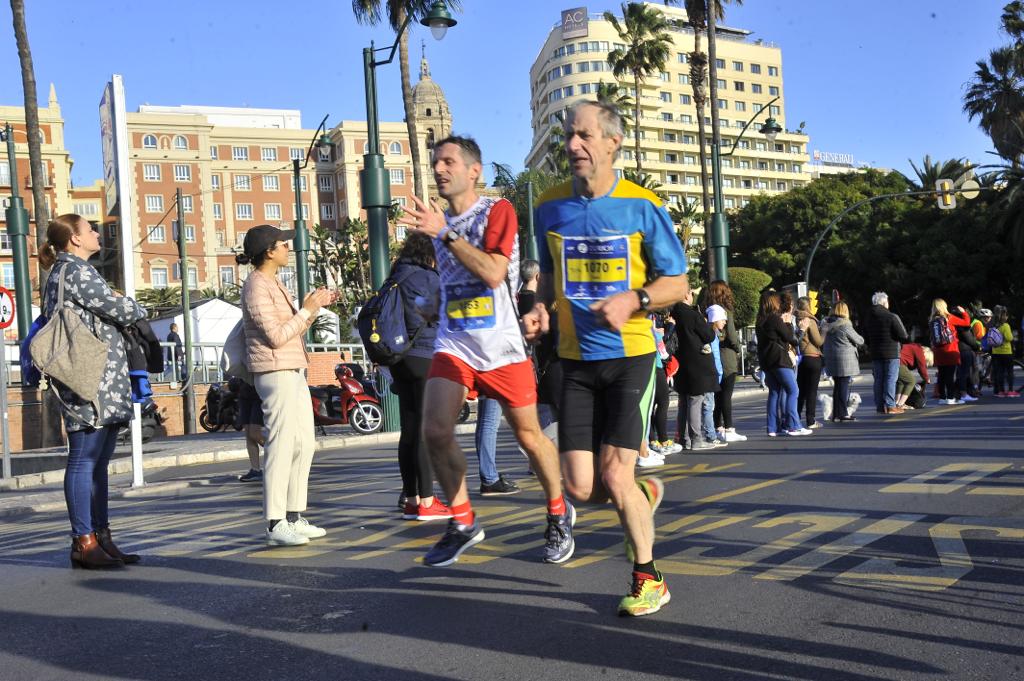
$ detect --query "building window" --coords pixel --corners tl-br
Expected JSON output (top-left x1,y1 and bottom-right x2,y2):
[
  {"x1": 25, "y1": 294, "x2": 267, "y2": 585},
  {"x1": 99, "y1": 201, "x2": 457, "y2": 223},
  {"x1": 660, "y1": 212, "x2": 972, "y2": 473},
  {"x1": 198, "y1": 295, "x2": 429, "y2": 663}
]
[
  {"x1": 389, "y1": 168, "x2": 405, "y2": 185},
  {"x1": 715, "y1": 58, "x2": 725, "y2": 68},
  {"x1": 678, "y1": 74, "x2": 689, "y2": 85},
  {"x1": 301, "y1": 204, "x2": 309, "y2": 220},
  {"x1": 660, "y1": 91, "x2": 672, "y2": 103},
  {"x1": 742, "y1": 179, "x2": 753, "y2": 189},
  {"x1": 667, "y1": 173, "x2": 679, "y2": 184},
  {"x1": 181, "y1": 195, "x2": 193, "y2": 213},
  {"x1": 174, "y1": 164, "x2": 191, "y2": 182},
  {"x1": 231, "y1": 146, "x2": 249, "y2": 160},
  {"x1": 279, "y1": 266, "x2": 296, "y2": 294},
  {"x1": 769, "y1": 105, "x2": 781, "y2": 116},
  {"x1": 290, "y1": 147, "x2": 304, "y2": 160},
  {"x1": 145, "y1": 195, "x2": 163, "y2": 213},
  {"x1": 185, "y1": 225, "x2": 196, "y2": 243},
  {"x1": 751, "y1": 84, "x2": 763, "y2": 94},
  {"x1": 679, "y1": 94, "x2": 691, "y2": 105},
  {"x1": 734, "y1": 81, "x2": 745, "y2": 91},
  {"x1": 143, "y1": 164, "x2": 160, "y2": 181},
  {"x1": 683, "y1": 134, "x2": 695, "y2": 143},
  {"x1": 264, "y1": 203, "x2": 282, "y2": 221},
  {"x1": 683, "y1": 155, "x2": 696, "y2": 165},
  {"x1": 732, "y1": 61, "x2": 744, "y2": 71},
  {"x1": 665, "y1": 153, "x2": 678, "y2": 163},
  {"x1": 236, "y1": 203, "x2": 253, "y2": 220},
  {"x1": 769, "y1": 86, "x2": 780, "y2": 96},
  {"x1": 187, "y1": 267, "x2": 198, "y2": 289},
  {"x1": 717, "y1": 99, "x2": 728, "y2": 110},
  {"x1": 677, "y1": 53, "x2": 687, "y2": 63},
  {"x1": 792, "y1": 164, "x2": 802, "y2": 173},
  {"x1": 173, "y1": 135, "x2": 188, "y2": 150},
  {"x1": 148, "y1": 225, "x2": 165, "y2": 243},
  {"x1": 716, "y1": 78, "x2": 726, "y2": 89},
  {"x1": 142, "y1": 135, "x2": 157, "y2": 149},
  {"x1": 664, "y1": 132, "x2": 676, "y2": 143},
  {"x1": 220, "y1": 266, "x2": 235, "y2": 287},
  {"x1": 234, "y1": 175, "x2": 251, "y2": 191},
  {"x1": 739, "y1": 160, "x2": 751, "y2": 169},
  {"x1": 263, "y1": 175, "x2": 280, "y2": 191},
  {"x1": 393, "y1": 196, "x2": 407, "y2": 207},
  {"x1": 211, "y1": 174, "x2": 221, "y2": 190},
  {"x1": 299, "y1": 176, "x2": 308, "y2": 192},
  {"x1": 739, "y1": 140, "x2": 750, "y2": 149},
  {"x1": 724, "y1": 198, "x2": 736, "y2": 209},
  {"x1": 659, "y1": 71, "x2": 669, "y2": 82},
  {"x1": 756, "y1": 142, "x2": 767, "y2": 151},
  {"x1": 776, "y1": 182, "x2": 787, "y2": 191},
  {"x1": 579, "y1": 83, "x2": 593, "y2": 94},
  {"x1": 318, "y1": 175, "x2": 333, "y2": 192},
  {"x1": 758, "y1": 161, "x2": 769, "y2": 170},
  {"x1": 210, "y1": 146, "x2": 218, "y2": 159},
  {"x1": 213, "y1": 203, "x2": 222, "y2": 219},
  {"x1": 661, "y1": 112, "x2": 673, "y2": 122},
  {"x1": 768, "y1": 66, "x2": 779, "y2": 77},
  {"x1": 750, "y1": 64, "x2": 761, "y2": 74},
  {"x1": 151, "y1": 267, "x2": 168, "y2": 289},
  {"x1": 789, "y1": 144, "x2": 801, "y2": 154},
  {"x1": 321, "y1": 204, "x2": 334, "y2": 220},
  {"x1": 723, "y1": 178, "x2": 734, "y2": 188},
  {"x1": 389, "y1": 141, "x2": 402, "y2": 154},
  {"x1": 0, "y1": 164, "x2": 9, "y2": 186},
  {"x1": 216, "y1": 231, "x2": 225, "y2": 246},
  {"x1": 261, "y1": 147, "x2": 277, "y2": 161}
]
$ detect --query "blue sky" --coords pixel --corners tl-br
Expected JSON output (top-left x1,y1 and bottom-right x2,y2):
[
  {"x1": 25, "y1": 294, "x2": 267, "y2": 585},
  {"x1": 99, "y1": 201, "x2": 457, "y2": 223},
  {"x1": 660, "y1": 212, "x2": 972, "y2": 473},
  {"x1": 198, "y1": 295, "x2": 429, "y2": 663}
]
[{"x1": 0, "y1": 1, "x2": 1008, "y2": 187}]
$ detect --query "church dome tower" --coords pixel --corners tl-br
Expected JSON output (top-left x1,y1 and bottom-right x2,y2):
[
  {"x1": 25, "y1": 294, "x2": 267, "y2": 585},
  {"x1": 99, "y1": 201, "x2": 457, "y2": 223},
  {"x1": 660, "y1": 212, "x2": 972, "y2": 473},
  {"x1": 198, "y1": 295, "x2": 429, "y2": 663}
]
[{"x1": 412, "y1": 43, "x2": 452, "y2": 150}]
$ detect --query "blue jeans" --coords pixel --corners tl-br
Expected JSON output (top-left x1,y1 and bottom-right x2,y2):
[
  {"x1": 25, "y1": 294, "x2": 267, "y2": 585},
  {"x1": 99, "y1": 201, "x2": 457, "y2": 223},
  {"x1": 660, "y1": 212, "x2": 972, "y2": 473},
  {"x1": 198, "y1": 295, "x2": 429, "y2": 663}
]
[
  {"x1": 765, "y1": 367, "x2": 802, "y2": 434},
  {"x1": 474, "y1": 397, "x2": 500, "y2": 485},
  {"x1": 701, "y1": 393, "x2": 717, "y2": 441},
  {"x1": 64, "y1": 425, "x2": 120, "y2": 537},
  {"x1": 872, "y1": 358, "x2": 900, "y2": 410}
]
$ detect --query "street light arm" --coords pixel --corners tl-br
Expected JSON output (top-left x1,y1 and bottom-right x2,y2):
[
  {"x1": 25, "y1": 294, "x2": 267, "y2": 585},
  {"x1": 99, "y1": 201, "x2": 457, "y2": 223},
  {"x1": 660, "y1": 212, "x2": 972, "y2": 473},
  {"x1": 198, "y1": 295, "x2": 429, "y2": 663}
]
[
  {"x1": 370, "y1": 11, "x2": 415, "y2": 69},
  {"x1": 299, "y1": 114, "x2": 331, "y2": 170},
  {"x1": 721, "y1": 95, "x2": 780, "y2": 158}
]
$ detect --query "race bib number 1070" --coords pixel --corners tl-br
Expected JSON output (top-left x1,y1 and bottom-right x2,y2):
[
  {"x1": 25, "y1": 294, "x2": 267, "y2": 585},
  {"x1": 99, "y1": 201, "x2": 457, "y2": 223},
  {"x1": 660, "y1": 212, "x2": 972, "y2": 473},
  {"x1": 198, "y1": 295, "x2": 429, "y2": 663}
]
[{"x1": 562, "y1": 235, "x2": 630, "y2": 299}]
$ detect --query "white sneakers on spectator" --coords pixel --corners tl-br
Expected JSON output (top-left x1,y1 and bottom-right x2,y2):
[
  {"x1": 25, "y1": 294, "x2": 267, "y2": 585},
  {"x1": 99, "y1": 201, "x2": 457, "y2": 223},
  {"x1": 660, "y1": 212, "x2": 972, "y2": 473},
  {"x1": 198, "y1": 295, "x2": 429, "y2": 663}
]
[
  {"x1": 637, "y1": 453, "x2": 665, "y2": 468},
  {"x1": 722, "y1": 428, "x2": 747, "y2": 442},
  {"x1": 266, "y1": 520, "x2": 310, "y2": 546},
  {"x1": 785, "y1": 428, "x2": 813, "y2": 436},
  {"x1": 266, "y1": 517, "x2": 325, "y2": 546}
]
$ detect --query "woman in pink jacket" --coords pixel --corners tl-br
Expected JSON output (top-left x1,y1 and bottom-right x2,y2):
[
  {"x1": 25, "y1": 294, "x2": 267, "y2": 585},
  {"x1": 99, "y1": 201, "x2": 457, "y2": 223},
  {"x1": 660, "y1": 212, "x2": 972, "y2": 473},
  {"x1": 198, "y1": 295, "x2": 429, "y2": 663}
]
[{"x1": 239, "y1": 225, "x2": 335, "y2": 547}]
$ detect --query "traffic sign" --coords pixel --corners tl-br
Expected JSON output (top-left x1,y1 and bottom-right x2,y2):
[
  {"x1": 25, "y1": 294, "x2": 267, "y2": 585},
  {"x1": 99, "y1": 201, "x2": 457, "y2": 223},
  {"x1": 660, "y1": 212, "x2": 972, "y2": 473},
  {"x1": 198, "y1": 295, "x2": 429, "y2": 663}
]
[
  {"x1": 935, "y1": 179, "x2": 956, "y2": 210},
  {"x1": 0, "y1": 287, "x2": 14, "y2": 330}
]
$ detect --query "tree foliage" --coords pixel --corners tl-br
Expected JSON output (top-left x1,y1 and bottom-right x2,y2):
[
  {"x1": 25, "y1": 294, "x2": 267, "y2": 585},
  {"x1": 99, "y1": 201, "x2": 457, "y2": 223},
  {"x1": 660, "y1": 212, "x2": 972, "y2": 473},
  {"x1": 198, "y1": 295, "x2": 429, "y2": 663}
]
[{"x1": 727, "y1": 266, "x2": 772, "y2": 328}]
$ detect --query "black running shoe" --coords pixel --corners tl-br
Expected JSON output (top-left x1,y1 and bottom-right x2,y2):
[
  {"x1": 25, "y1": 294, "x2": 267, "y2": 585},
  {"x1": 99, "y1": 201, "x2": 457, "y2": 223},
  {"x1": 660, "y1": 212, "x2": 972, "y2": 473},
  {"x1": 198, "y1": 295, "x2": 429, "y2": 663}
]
[
  {"x1": 480, "y1": 475, "x2": 521, "y2": 496},
  {"x1": 424, "y1": 518, "x2": 485, "y2": 567},
  {"x1": 238, "y1": 469, "x2": 263, "y2": 483}
]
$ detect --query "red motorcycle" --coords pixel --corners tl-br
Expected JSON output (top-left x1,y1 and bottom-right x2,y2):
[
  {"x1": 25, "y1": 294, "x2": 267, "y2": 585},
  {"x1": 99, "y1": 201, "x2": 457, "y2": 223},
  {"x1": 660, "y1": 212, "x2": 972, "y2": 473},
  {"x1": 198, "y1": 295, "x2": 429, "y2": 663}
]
[{"x1": 310, "y1": 364, "x2": 383, "y2": 435}]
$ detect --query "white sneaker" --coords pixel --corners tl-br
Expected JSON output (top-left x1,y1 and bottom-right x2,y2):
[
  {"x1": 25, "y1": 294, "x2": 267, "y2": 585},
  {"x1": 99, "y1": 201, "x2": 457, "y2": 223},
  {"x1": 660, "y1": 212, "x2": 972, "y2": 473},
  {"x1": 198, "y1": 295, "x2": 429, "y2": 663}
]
[
  {"x1": 648, "y1": 441, "x2": 664, "y2": 454},
  {"x1": 724, "y1": 429, "x2": 747, "y2": 442},
  {"x1": 961, "y1": 395, "x2": 978, "y2": 402},
  {"x1": 266, "y1": 520, "x2": 310, "y2": 546},
  {"x1": 292, "y1": 516, "x2": 326, "y2": 539},
  {"x1": 786, "y1": 428, "x2": 813, "y2": 436},
  {"x1": 637, "y1": 453, "x2": 665, "y2": 468},
  {"x1": 660, "y1": 439, "x2": 683, "y2": 455},
  {"x1": 953, "y1": 399, "x2": 966, "y2": 405}
]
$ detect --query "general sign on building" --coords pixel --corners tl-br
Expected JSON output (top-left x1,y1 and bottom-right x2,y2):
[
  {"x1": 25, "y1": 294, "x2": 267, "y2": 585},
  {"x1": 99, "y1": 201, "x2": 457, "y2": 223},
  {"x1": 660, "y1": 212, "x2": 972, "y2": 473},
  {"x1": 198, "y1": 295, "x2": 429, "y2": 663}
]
[
  {"x1": 812, "y1": 150, "x2": 855, "y2": 166},
  {"x1": 561, "y1": 7, "x2": 588, "y2": 39}
]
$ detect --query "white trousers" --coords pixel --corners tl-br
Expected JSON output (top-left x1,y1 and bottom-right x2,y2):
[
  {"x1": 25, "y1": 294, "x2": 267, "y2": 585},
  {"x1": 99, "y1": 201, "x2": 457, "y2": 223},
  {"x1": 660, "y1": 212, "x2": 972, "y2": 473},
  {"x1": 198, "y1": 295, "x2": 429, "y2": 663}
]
[{"x1": 254, "y1": 369, "x2": 316, "y2": 520}]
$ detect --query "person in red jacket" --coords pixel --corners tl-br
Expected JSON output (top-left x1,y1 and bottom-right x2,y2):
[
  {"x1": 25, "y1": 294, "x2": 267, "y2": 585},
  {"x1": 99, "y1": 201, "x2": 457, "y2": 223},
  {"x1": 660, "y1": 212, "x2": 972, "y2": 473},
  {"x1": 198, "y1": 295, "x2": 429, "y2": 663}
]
[
  {"x1": 929, "y1": 299, "x2": 971, "y2": 404},
  {"x1": 895, "y1": 341, "x2": 929, "y2": 409}
]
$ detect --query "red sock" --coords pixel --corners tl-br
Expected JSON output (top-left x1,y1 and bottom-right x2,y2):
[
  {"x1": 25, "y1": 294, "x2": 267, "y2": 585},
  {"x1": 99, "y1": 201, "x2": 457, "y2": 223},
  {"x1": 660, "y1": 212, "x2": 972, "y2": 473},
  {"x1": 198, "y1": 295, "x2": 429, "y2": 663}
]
[
  {"x1": 547, "y1": 495, "x2": 566, "y2": 516},
  {"x1": 450, "y1": 501, "x2": 475, "y2": 526}
]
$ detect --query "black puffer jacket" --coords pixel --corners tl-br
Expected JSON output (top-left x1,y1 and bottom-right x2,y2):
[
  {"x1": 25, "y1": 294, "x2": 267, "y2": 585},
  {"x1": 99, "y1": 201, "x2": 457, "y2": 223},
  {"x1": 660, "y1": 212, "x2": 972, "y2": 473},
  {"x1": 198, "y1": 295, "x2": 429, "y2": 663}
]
[
  {"x1": 865, "y1": 304, "x2": 908, "y2": 360},
  {"x1": 671, "y1": 302, "x2": 718, "y2": 396}
]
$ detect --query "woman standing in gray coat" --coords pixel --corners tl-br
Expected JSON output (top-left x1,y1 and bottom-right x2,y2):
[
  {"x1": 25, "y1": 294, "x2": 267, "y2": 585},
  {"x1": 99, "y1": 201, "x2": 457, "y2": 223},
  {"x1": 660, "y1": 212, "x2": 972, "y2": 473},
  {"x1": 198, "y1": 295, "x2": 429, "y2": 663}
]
[
  {"x1": 822, "y1": 301, "x2": 864, "y2": 422},
  {"x1": 40, "y1": 214, "x2": 147, "y2": 569}
]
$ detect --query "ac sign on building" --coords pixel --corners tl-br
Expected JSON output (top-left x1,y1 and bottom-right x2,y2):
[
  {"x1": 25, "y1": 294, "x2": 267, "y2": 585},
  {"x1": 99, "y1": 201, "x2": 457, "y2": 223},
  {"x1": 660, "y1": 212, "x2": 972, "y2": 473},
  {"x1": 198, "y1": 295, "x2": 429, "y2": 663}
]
[{"x1": 562, "y1": 7, "x2": 588, "y2": 39}]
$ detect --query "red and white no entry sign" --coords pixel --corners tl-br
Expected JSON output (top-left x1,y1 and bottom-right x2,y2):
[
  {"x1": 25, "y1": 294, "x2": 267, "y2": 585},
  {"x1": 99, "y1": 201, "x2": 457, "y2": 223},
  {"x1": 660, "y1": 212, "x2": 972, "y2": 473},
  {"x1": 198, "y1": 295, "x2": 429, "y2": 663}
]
[{"x1": 0, "y1": 287, "x2": 15, "y2": 330}]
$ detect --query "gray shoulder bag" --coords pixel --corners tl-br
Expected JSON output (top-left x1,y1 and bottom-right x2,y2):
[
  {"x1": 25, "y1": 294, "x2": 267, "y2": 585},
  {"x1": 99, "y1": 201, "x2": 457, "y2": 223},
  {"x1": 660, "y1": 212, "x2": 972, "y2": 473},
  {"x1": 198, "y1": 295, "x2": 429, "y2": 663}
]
[{"x1": 30, "y1": 264, "x2": 110, "y2": 403}]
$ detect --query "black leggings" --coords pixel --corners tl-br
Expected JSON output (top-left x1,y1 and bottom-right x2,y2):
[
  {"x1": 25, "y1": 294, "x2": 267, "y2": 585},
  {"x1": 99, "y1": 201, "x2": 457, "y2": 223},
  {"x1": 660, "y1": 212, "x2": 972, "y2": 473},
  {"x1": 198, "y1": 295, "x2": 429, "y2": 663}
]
[
  {"x1": 651, "y1": 366, "x2": 670, "y2": 442},
  {"x1": 993, "y1": 354, "x2": 1015, "y2": 394},
  {"x1": 390, "y1": 355, "x2": 434, "y2": 498},
  {"x1": 797, "y1": 356, "x2": 823, "y2": 425},
  {"x1": 937, "y1": 365, "x2": 958, "y2": 400},
  {"x1": 714, "y1": 372, "x2": 737, "y2": 429}
]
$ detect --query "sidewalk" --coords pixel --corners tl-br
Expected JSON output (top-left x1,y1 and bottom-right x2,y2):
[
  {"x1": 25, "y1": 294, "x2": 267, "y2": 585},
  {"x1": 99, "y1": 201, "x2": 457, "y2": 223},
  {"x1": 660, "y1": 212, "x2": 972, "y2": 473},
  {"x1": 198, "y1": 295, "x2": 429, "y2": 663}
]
[{"x1": 0, "y1": 377, "x2": 769, "y2": 517}]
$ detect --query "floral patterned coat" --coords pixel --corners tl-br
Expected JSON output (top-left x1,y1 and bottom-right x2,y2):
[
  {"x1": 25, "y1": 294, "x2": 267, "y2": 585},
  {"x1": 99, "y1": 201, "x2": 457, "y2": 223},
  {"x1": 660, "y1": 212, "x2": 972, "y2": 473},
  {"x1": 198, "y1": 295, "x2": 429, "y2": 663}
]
[{"x1": 42, "y1": 252, "x2": 147, "y2": 432}]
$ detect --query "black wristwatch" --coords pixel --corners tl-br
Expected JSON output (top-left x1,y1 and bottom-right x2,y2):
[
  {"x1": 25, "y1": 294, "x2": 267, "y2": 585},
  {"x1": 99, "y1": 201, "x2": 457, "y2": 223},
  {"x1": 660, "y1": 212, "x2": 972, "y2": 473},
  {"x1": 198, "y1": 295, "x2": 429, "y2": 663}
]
[
  {"x1": 443, "y1": 229, "x2": 461, "y2": 246},
  {"x1": 634, "y1": 288, "x2": 651, "y2": 311}
]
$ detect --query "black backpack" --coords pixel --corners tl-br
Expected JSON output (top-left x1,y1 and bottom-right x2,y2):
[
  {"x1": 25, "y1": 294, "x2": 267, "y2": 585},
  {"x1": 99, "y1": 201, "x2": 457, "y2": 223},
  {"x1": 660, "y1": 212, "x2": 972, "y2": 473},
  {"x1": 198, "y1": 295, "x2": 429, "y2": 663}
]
[
  {"x1": 357, "y1": 269, "x2": 421, "y2": 366},
  {"x1": 123, "y1": 319, "x2": 165, "y2": 374}
]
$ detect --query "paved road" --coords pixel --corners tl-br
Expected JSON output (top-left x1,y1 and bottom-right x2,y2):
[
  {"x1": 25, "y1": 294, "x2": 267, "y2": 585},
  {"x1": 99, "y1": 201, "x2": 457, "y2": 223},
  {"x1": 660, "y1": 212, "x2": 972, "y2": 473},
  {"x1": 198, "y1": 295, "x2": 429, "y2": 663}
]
[{"x1": 0, "y1": 386, "x2": 1022, "y2": 680}]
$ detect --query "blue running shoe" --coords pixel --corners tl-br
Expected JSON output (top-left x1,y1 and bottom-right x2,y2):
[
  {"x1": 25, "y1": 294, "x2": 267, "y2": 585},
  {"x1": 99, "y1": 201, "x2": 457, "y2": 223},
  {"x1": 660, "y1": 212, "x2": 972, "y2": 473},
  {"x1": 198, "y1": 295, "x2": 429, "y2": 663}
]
[
  {"x1": 424, "y1": 518, "x2": 485, "y2": 567},
  {"x1": 543, "y1": 501, "x2": 576, "y2": 564}
]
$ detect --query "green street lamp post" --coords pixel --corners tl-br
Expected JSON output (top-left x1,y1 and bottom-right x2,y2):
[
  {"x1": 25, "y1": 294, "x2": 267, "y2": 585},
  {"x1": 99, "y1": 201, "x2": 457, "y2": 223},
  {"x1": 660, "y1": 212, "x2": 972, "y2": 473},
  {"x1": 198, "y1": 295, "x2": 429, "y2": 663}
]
[
  {"x1": 293, "y1": 114, "x2": 334, "y2": 317},
  {"x1": 707, "y1": 96, "x2": 782, "y2": 284},
  {"x1": 1, "y1": 123, "x2": 33, "y2": 340},
  {"x1": 361, "y1": 0, "x2": 456, "y2": 431}
]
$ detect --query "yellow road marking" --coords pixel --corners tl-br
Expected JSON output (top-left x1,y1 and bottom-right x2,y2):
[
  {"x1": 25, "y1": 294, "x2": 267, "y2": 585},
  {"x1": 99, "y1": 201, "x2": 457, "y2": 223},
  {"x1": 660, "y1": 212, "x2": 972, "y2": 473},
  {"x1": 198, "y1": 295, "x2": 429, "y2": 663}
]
[
  {"x1": 694, "y1": 468, "x2": 824, "y2": 504},
  {"x1": 881, "y1": 463, "x2": 1011, "y2": 495}
]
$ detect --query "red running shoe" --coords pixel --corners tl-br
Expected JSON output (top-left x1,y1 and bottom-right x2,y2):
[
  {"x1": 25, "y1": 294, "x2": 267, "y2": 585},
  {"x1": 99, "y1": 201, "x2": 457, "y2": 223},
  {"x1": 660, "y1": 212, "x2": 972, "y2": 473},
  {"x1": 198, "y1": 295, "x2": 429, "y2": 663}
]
[
  {"x1": 417, "y1": 501, "x2": 453, "y2": 521},
  {"x1": 1007, "y1": 391, "x2": 1021, "y2": 398}
]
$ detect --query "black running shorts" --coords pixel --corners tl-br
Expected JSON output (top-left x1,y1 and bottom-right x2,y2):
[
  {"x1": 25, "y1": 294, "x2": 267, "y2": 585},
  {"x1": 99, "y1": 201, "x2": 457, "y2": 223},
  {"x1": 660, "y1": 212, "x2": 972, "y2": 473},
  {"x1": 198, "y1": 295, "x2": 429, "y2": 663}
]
[{"x1": 558, "y1": 353, "x2": 656, "y2": 454}]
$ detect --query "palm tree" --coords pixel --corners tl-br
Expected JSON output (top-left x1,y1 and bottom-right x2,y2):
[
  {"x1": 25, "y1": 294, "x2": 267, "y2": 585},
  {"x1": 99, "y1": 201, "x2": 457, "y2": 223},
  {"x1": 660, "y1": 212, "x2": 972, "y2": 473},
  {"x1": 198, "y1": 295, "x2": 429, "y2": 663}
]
[
  {"x1": 624, "y1": 168, "x2": 669, "y2": 203},
  {"x1": 963, "y1": 46, "x2": 1024, "y2": 166},
  {"x1": 352, "y1": 1, "x2": 462, "y2": 198},
  {"x1": 595, "y1": 80, "x2": 635, "y2": 134},
  {"x1": 604, "y1": 2, "x2": 675, "y2": 172},
  {"x1": 904, "y1": 155, "x2": 972, "y2": 190}
]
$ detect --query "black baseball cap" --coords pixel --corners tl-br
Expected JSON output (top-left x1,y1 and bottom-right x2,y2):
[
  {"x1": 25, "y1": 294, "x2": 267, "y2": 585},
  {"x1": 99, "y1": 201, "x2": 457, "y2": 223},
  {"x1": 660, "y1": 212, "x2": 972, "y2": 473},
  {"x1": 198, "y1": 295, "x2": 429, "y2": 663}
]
[{"x1": 243, "y1": 225, "x2": 295, "y2": 258}]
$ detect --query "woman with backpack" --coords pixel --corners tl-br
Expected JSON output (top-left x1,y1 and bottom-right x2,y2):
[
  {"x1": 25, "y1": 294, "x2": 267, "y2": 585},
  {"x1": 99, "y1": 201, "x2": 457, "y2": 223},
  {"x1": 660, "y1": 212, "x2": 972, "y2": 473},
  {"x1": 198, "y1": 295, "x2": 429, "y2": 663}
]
[
  {"x1": 930, "y1": 299, "x2": 971, "y2": 405},
  {"x1": 388, "y1": 232, "x2": 451, "y2": 520},
  {"x1": 990, "y1": 305, "x2": 1018, "y2": 397},
  {"x1": 39, "y1": 214, "x2": 147, "y2": 569}
]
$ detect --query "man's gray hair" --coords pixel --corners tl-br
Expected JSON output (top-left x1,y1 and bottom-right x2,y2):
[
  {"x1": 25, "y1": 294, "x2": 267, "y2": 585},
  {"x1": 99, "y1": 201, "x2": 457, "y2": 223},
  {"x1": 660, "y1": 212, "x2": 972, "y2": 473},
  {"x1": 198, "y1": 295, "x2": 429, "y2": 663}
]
[
  {"x1": 565, "y1": 100, "x2": 625, "y2": 140},
  {"x1": 871, "y1": 291, "x2": 889, "y2": 306},
  {"x1": 520, "y1": 259, "x2": 540, "y2": 283}
]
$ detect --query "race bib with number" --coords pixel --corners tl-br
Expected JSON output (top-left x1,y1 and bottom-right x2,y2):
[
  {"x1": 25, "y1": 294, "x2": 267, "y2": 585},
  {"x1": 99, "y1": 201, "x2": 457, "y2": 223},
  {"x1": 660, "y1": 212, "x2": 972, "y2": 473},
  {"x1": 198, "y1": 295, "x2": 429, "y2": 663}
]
[
  {"x1": 444, "y1": 282, "x2": 496, "y2": 331},
  {"x1": 562, "y1": 235, "x2": 630, "y2": 299}
]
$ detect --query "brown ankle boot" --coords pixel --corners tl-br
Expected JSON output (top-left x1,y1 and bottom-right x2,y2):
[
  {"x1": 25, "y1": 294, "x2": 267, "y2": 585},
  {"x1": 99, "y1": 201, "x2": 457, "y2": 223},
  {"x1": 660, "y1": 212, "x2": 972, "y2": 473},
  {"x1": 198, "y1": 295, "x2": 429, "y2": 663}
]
[
  {"x1": 94, "y1": 527, "x2": 140, "y2": 564},
  {"x1": 70, "y1": 532, "x2": 124, "y2": 570}
]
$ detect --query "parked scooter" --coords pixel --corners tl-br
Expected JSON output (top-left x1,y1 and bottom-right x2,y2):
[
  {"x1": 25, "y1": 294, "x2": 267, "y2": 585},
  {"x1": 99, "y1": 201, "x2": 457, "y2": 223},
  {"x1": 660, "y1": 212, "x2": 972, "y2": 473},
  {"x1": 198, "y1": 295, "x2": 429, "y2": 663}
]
[
  {"x1": 117, "y1": 399, "x2": 165, "y2": 444},
  {"x1": 199, "y1": 379, "x2": 242, "y2": 432},
  {"x1": 310, "y1": 364, "x2": 383, "y2": 435}
]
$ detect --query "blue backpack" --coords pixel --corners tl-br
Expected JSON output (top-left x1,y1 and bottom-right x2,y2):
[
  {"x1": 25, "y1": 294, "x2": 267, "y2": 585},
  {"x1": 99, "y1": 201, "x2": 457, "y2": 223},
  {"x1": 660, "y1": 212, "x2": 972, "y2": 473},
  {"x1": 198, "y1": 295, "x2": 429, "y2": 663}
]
[{"x1": 19, "y1": 314, "x2": 47, "y2": 387}]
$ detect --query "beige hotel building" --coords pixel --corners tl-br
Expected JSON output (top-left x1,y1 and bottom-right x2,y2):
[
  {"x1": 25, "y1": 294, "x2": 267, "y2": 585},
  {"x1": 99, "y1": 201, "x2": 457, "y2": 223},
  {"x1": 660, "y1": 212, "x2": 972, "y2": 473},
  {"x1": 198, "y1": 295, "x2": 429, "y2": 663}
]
[{"x1": 528, "y1": 3, "x2": 811, "y2": 248}]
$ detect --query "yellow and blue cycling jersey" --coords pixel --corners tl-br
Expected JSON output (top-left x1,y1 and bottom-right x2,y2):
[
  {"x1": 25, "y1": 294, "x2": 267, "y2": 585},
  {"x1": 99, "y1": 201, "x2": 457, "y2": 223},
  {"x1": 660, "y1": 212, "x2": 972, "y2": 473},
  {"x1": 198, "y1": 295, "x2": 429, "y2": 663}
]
[{"x1": 535, "y1": 178, "x2": 687, "y2": 361}]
